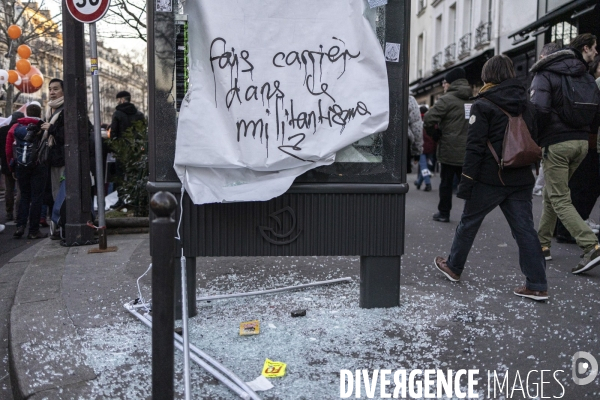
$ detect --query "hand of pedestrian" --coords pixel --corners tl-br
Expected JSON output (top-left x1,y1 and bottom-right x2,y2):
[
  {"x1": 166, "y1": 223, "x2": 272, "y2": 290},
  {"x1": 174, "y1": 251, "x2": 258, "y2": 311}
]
[
  {"x1": 41, "y1": 122, "x2": 51, "y2": 130},
  {"x1": 456, "y1": 176, "x2": 475, "y2": 200}
]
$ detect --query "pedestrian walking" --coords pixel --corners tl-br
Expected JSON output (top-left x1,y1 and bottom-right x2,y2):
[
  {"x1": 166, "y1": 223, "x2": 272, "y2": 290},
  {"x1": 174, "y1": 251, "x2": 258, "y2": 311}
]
[
  {"x1": 530, "y1": 33, "x2": 600, "y2": 273},
  {"x1": 109, "y1": 90, "x2": 145, "y2": 210},
  {"x1": 434, "y1": 55, "x2": 547, "y2": 300},
  {"x1": 423, "y1": 67, "x2": 472, "y2": 222},
  {"x1": 414, "y1": 105, "x2": 436, "y2": 191},
  {"x1": 408, "y1": 94, "x2": 424, "y2": 179}
]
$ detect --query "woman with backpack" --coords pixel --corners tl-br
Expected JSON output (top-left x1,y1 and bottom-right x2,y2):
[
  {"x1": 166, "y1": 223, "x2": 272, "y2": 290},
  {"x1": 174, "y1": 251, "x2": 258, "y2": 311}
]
[
  {"x1": 433, "y1": 55, "x2": 548, "y2": 301},
  {"x1": 5, "y1": 103, "x2": 48, "y2": 239}
]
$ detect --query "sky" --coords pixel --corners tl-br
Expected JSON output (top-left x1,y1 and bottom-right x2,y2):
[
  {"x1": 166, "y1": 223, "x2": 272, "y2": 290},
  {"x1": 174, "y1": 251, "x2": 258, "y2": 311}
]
[{"x1": 44, "y1": 0, "x2": 146, "y2": 56}]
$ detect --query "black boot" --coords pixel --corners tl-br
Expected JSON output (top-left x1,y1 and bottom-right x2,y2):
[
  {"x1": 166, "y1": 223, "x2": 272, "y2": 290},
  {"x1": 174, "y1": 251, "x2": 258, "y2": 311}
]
[{"x1": 13, "y1": 225, "x2": 25, "y2": 238}]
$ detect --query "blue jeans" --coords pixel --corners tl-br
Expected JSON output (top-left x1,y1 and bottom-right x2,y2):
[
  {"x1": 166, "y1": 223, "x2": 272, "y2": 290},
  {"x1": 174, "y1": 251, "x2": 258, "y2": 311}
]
[
  {"x1": 415, "y1": 153, "x2": 433, "y2": 186},
  {"x1": 16, "y1": 163, "x2": 48, "y2": 234},
  {"x1": 447, "y1": 182, "x2": 547, "y2": 291}
]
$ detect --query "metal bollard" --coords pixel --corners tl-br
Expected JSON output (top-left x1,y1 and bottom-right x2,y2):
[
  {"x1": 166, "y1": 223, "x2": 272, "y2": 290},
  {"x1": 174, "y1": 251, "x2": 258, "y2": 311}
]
[{"x1": 150, "y1": 191, "x2": 178, "y2": 400}]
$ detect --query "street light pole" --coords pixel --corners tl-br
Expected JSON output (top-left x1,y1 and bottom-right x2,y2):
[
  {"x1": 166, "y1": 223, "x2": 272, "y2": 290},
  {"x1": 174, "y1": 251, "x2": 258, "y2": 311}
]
[{"x1": 87, "y1": 22, "x2": 118, "y2": 254}]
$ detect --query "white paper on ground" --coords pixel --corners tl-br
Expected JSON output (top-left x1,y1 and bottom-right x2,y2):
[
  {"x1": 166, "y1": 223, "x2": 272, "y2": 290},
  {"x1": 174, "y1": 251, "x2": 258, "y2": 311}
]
[
  {"x1": 176, "y1": 0, "x2": 389, "y2": 205},
  {"x1": 245, "y1": 375, "x2": 274, "y2": 392}
]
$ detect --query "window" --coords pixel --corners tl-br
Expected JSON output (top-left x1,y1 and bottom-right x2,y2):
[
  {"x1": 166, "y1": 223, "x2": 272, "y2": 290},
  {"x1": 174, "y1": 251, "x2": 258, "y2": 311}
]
[
  {"x1": 417, "y1": 33, "x2": 424, "y2": 78},
  {"x1": 435, "y1": 14, "x2": 443, "y2": 52},
  {"x1": 463, "y1": 0, "x2": 472, "y2": 34},
  {"x1": 481, "y1": 0, "x2": 493, "y2": 24},
  {"x1": 449, "y1": 3, "x2": 456, "y2": 44},
  {"x1": 551, "y1": 21, "x2": 577, "y2": 46},
  {"x1": 417, "y1": 0, "x2": 427, "y2": 15}
]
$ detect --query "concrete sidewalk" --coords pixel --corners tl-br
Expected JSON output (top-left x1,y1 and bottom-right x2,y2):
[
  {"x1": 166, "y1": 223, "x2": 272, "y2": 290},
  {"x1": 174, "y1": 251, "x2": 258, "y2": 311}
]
[{"x1": 7, "y1": 173, "x2": 600, "y2": 399}]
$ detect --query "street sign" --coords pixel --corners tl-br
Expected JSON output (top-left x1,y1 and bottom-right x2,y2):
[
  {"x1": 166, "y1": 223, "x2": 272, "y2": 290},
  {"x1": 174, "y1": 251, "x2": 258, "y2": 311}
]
[{"x1": 65, "y1": 0, "x2": 111, "y2": 24}]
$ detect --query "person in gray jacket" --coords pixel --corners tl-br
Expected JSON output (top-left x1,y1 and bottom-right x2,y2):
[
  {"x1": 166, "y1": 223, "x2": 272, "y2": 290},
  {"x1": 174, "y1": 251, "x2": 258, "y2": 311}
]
[
  {"x1": 423, "y1": 67, "x2": 472, "y2": 222},
  {"x1": 407, "y1": 95, "x2": 424, "y2": 163}
]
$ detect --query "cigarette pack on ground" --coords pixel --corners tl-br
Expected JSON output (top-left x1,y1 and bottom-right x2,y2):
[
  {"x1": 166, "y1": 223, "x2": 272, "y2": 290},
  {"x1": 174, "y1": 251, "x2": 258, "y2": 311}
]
[
  {"x1": 262, "y1": 358, "x2": 287, "y2": 378},
  {"x1": 239, "y1": 320, "x2": 260, "y2": 336}
]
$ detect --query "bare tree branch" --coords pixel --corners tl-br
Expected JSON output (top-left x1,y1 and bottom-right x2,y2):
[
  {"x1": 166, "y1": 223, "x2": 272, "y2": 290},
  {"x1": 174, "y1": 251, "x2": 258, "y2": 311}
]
[{"x1": 104, "y1": 0, "x2": 146, "y2": 42}]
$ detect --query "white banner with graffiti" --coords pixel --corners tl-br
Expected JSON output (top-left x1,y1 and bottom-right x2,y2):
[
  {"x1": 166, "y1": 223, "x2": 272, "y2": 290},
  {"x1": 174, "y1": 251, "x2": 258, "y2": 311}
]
[{"x1": 175, "y1": 0, "x2": 389, "y2": 204}]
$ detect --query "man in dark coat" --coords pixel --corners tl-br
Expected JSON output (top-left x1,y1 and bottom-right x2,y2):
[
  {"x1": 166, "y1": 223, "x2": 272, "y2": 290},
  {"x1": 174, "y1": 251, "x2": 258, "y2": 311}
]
[
  {"x1": 531, "y1": 33, "x2": 600, "y2": 274},
  {"x1": 109, "y1": 91, "x2": 145, "y2": 209},
  {"x1": 1, "y1": 111, "x2": 24, "y2": 222},
  {"x1": 423, "y1": 67, "x2": 472, "y2": 222},
  {"x1": 110, "y1": 91, "x2": 145, "y2": 140}
]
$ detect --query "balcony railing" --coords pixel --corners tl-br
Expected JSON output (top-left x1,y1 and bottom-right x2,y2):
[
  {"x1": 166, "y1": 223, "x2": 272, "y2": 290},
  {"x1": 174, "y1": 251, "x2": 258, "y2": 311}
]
[
  {"x1": 459, "y1": 33, "x2": 471, "y2": 59},
  {"x1": 475, "y1": 22, "x2": 492, "y2": 48},
  {"x1": 432, "y1": 52, "x2": 443, "y2": 72},
  {"x1": 444, "y1": 43, "x2": 456, "y2": 66}
]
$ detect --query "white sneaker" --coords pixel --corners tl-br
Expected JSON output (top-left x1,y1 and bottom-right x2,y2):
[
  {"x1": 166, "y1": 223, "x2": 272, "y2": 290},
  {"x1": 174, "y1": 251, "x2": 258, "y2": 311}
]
[
  {"x1": 586, "y1": 219, "x2": 600, "y2": 230},
  {"x1": 0, "y1": 224, "x2": 5, "y2": 233},
  {"x1": 532, "y1": 188, "x2": 542, "y2": 196}
]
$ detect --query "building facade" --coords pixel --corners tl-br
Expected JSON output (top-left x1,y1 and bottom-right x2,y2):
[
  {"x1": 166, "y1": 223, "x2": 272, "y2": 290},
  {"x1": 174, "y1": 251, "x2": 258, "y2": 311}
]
[
  {"x1": 409, "y1": 0, "x2": 599, "y2": 106},
  {"x1": 0, "y1": 1, "x2": 147, "y2": 124},
  {"x1": 85, "y1": 42, "x2": 147, "y2": 126}
]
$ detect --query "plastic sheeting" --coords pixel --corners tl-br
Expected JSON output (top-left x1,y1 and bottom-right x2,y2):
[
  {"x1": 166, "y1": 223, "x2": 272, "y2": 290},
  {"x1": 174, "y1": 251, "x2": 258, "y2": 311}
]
[{"x1": 175, "y1": 0, "x2": 389, "y2": 204}]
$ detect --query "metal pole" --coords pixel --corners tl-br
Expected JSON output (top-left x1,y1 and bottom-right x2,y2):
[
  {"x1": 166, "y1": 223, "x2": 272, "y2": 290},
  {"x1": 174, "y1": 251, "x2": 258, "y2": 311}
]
[
  {"x1": 89, "y1": 23, "x2": 107, "y2": 249},
  {"x1": 150, "y1": 191, "x2": 177, "y2": 400}
]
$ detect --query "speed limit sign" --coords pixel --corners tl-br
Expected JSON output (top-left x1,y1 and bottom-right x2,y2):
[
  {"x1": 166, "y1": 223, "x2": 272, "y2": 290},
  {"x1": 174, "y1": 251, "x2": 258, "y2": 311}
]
[{"x1": 65, "y1": 0, "x2": 111, "y2": 24}]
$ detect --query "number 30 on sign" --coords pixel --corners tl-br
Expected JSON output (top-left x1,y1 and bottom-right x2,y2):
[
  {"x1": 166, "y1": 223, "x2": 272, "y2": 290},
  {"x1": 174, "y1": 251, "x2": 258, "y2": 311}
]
[{"x1": 65, "y1": 0, "x2": 111, "y2": 24}]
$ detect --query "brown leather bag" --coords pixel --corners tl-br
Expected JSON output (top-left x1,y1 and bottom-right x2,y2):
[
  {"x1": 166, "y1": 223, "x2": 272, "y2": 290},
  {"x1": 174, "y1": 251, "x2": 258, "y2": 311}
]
[{"x1": 484, "y1": 99, "x2": 542, "y2": 183}]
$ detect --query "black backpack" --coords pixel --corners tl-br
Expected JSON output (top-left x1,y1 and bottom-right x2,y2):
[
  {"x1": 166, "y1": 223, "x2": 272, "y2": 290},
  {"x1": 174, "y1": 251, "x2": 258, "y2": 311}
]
[
  {"x1": 559, "y1": 73, "x2": 600, "y2": 128},
  {"x1": 14, "y1": 123, "x2": 40, "y2": 167}
]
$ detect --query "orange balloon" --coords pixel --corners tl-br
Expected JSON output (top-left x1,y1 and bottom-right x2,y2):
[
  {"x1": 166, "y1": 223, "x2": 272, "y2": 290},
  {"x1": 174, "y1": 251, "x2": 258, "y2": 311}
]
[
  {"x1": 7, "y1": 70, "x2": 18, "y2": 84},
  {"x1": 30, "y1": 74, "x2": 43, "y2": 88},
  {"x1": 16, "y1": 59, "x2": 31, "y2": 75},
  {"x1": 15, "y1": 66, "x2": 42, "y2": 94},
  {"x1": 17, "y1": 44, "x2": 31, "y2": 59},
  {"x1": 7, "y1": 25, "x2": 21, "y2": 40}
]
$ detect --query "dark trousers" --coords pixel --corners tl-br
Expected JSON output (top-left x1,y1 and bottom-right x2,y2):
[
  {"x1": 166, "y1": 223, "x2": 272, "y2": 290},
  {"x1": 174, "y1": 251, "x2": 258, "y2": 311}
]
[
  {"x1": 438, "y1": 163, "x2": 462, "y2": 215},
  {"x1": 2, "y1": 172, "x2": 16, "y2": 218},
  {"x1": 447, "y1": 182, "x2": 547, "y2": 291},
  {"x1": 556, "y1": 149, "x2": 600, "y2": 238},
  {"x1": 16, "y1": 163, "x2": 48, "y2": 234}
]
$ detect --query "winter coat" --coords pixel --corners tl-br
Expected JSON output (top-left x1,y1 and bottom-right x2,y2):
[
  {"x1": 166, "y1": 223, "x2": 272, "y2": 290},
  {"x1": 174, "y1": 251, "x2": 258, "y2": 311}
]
[
  {"x1": 110, "y1": 102, "x2": 144, "y2": 140},
  {"x1": 407, "y1": 96, "x2": 423, "y2": 156},
  {"x1": 529, "y1": 48, "x2": 600, "y2": 148},
  {"x1": 46, "y1": 108, "x2": 65, "y2": 168},
  {"x1": 462, "y1": 79, "x2": 537, "y2": 187},
  {"x1": 423, "y1": 78, "x2": 472, "y2": 166},
  {"x1": 597, "y1": 77, "x2": 600, "y2": 153}
]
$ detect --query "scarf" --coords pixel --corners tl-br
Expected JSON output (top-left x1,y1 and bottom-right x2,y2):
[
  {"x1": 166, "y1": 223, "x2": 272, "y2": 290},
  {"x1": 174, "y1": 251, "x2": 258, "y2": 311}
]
[
  {"x1": 42, "y1": 96, "x2": 64, "y2": 142},
  {"x1": 479, "y1": 83, "x2": 497, "y2": 94}
]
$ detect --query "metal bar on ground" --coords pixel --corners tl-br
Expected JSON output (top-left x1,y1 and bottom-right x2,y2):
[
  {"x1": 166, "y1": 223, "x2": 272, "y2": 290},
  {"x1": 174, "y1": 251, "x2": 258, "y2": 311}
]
[
  {"x1": 196, "y1": 277, "x2": 353, "y2": 302},
  {"x1": 180, "y1": 255, "x2": 191, "y2": 400},
  {"x1": 125, "y1": 304, "x2": 258, "y2": 400}
]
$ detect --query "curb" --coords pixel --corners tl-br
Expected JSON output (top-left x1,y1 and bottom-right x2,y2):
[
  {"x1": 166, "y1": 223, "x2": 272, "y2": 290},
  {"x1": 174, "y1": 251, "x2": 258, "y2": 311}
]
[{"x1": 105, "y1": 217, "x2": 149, "y2": 228}]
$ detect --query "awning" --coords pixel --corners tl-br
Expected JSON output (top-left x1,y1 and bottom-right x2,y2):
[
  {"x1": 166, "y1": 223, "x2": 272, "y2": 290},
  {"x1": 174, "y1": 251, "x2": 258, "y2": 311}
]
[
  {"x1": 411, "y1": 50, "x2": 494, "y2": 95},
  {"x1": 508, "y1": 0, "x2": 596, "y2": 39}
]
